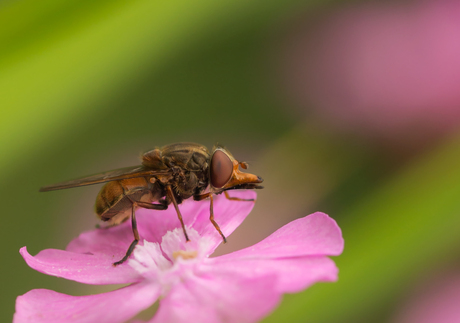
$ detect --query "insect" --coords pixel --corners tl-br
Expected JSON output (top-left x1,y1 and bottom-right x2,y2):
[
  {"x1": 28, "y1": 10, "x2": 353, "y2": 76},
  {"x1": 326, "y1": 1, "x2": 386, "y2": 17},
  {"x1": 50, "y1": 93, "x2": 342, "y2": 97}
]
[{"x1": 40, "y1": 142, "x2": 263, "y2": 265}]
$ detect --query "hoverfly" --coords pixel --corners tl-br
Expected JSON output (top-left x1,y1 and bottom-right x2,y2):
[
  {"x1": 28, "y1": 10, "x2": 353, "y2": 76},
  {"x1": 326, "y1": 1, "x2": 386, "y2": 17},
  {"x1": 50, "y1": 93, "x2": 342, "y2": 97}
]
[{"x1": 40, "y1": 143, "x2": 263, "y2": 265}]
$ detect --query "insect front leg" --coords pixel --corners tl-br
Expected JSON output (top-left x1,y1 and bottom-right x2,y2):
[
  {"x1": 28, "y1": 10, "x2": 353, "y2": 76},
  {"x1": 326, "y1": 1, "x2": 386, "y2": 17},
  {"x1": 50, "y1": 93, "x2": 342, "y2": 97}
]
[
  {"x1": 113, "y1": 201, "x2": 168, "y2": 266},
  {"x1": 194, "y1": 192, "x2": 227, "y2": 243},
  {"x1": 224, "y1": 190, "x2": 255, "y2": 202}
]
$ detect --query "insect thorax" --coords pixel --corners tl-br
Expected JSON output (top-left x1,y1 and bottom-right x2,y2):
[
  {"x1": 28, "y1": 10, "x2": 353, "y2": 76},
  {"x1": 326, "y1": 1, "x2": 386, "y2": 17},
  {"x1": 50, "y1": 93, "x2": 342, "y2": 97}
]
[{"x1": 143, "y1": 143, "x2": 211, "y2": 201}]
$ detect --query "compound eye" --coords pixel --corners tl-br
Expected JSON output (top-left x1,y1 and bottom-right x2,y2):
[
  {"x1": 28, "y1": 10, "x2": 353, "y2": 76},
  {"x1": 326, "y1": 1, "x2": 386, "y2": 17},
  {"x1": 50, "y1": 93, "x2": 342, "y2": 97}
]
[{"x1": 210, "y1": 150, "x2": 233, "y2": 188}]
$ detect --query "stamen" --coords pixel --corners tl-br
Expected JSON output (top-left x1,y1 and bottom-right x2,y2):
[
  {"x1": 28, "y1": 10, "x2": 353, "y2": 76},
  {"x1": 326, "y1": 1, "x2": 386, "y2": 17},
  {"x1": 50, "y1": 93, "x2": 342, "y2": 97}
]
[{"x1": 172, "y1": 250, "x2": 198, "y2": 260}]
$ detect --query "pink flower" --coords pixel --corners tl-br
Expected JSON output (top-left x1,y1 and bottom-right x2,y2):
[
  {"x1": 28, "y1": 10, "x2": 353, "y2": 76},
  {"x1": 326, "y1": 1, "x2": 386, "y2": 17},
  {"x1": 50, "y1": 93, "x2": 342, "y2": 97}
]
[
  {"x1": 14, "y1": 191, "x2": 343, "y2": 323},
  {"x1": 282, "y1": 0, "x2": 460, "y2": 144}
]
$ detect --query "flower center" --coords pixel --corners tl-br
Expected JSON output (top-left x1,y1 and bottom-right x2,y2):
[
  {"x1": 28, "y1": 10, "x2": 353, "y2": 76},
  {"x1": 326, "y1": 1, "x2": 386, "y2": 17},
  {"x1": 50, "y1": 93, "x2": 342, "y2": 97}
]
[
  {"x1": 127, "y1": 227, "x2": 216, "y2": 297},
  {"x1": 128, "y1": 227, "x2": 214, "y2": 281},
  {"x1": 172, "y1": 250, "x2": 198, "y2": 260}
]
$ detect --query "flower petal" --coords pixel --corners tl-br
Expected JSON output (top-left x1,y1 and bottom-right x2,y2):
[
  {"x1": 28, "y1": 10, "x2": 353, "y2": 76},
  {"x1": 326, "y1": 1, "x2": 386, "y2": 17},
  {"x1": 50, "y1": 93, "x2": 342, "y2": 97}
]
[
  {"x1": 135, "y1": 198, "x2": 209, "y2": 244},
  {"x1": 65, "y1": 221, "x2": 141, "y2": 261},
  {"x1": 218, "y1": 212, "x2": 344, "y2": 260},
  {"x1": 66, "y1": 191, "x2": 257, "y2": 258},
  {"x1": 191, "y1": 190, "x2": 257, "y2": 251},
  {"x1": 205, "y1": 256, "x2": 339, "y2": 293},
  {"x1": 149, "y1": 272, "x2": 279, "y2": 323},
  {"x1": 13, "y1": 282, "x2": 160, "y2": 323},
  {"x1": 20, "y1": 247, "x2": 141, "y2": 285},
  {"x1": 64, "y1": 205, "x2": 205, "y2": 266},
  {"x1": 137, "y1": 190, "x2": 257, "y2": 247},
  {"x1": 201, "y1": 213, "x2": 343, "y2": 294}
]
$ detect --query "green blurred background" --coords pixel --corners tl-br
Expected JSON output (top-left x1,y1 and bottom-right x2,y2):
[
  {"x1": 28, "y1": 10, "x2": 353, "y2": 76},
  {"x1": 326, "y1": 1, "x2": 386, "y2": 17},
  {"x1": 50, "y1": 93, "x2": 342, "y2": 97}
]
[{"x1": 2, "y1": 0, "x2": 460, "y2": 322}]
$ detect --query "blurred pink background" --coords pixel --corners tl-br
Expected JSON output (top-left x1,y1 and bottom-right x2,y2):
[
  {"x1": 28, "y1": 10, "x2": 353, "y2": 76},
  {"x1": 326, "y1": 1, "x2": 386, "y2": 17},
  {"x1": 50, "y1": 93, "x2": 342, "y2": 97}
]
[{"x1": 281, "y1": 0, "x2": 460, "y2": 147}]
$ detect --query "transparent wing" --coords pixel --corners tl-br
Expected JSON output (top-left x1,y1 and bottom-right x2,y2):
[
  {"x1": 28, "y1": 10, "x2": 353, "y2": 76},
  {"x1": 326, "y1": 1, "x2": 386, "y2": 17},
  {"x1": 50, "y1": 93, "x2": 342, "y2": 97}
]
[{"x1": 39, "y1": 165, "x2": 170, "y2": 192}]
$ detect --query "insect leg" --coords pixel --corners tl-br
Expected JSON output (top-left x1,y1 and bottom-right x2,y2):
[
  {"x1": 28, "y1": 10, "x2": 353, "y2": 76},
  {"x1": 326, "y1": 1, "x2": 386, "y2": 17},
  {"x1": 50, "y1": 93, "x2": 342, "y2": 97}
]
[
  {"x1": 209, "y1": 194, "x2": 227, "y2": 243},
  {"x1": 113, "y1": 203, "x2": 139, "y2": 266},
  {"x1": 135, "y1": 201, "x2": 168, "y2": 210},
  {"x1": 224, "y1": 190, "x2": 254, "y2": 202},
  {"x1": 165, "y1": 185, "x2": 189, "y2": 242},
  {"x1": 193, "y1": 192, "x2": 227, "y2": 243},
  {"x1": 112, "y1": 201, "x2": 167, "y2": 266}
]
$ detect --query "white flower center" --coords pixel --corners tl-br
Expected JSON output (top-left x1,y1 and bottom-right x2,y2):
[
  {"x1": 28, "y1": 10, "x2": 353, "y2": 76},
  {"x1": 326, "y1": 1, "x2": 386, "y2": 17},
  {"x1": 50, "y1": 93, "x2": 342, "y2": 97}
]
[{"x1": 128, "y1": 227, "x2": 214, "y2": 293}]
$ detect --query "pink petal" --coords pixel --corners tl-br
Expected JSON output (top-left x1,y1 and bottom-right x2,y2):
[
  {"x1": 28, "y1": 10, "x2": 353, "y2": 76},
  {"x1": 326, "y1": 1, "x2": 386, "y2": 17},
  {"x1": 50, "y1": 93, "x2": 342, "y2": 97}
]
[
  {"x1": 14, "y1": 282, "x2": 160, "y2": 323},
  {"x1": 191, "y1": 190, "x2": 257, "y2": 251},
  {"x1": 218, "y1": 212, "x2": 343, "y2": 260},
  {"x1": 67, "y1": 191, "x2": 257, "y2": 258},
  {"x1": 135, "y1": 198, "x2": 209, "y2": 244},
  {"x1": 66, "y1": 221, "x2": 143, "y2": 259},
  {"x1": 149, "y1": 272, "x2": 280, "y2": 323},
  {"x1": 20, "y1": 247, "x2": 141, "y2": 285},
  {"x1": 205, "y1": 256, "x2": 339, "y2": 293},
  {"x1": 137, "y1": 190, "x2": 257, "y2": 246},
  {"x1": 65, "y1": 202, "x2": 208, "y2": 261}
]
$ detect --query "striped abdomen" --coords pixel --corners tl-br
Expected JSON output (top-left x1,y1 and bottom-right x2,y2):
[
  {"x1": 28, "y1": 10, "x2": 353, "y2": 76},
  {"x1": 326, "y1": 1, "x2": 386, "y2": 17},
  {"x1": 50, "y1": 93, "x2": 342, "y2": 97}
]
[{"x1": 95, "y1": 177, "x2": 161, "y2": 226}]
